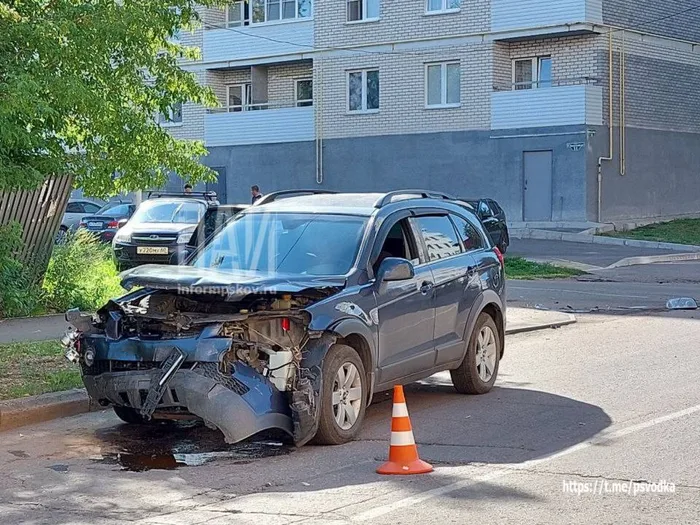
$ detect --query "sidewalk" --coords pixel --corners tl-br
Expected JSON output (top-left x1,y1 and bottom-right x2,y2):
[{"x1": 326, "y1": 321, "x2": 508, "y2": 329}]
[
  {"x1": 0, "y1": 314, "x2": 69, "y2": 344},
  {"x1": 0, "y1": 308, "x2": 575, "y2": 344}
]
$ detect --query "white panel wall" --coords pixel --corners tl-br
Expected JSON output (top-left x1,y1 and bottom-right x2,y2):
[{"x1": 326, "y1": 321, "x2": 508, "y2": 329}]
[
  {"x1": 203, "y1": 20, "x2": 313, "y2": 63},
  {"x1": 491, "y1": 85, "x2": 603, "y2": 129},
  {"x1": 491, "y1": 0, "x2": 603, "y2": 32},
  {"x1": 205, "y1": 107, "x2": 314, "y2": 147}
]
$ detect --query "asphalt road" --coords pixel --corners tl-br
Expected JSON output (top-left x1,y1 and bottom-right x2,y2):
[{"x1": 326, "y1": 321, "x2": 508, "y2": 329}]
[{"x1": 2, "y1": 311, "x2": 699, "y2": 524}]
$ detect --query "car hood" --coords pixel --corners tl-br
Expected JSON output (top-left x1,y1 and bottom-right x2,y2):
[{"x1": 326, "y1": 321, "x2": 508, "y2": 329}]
[
  {"x1": 128, "y1": 223, "x2": 196, "y2": 235},
  {"x1": 119, "y1": 265, "x2": 346, "y2": 296}
]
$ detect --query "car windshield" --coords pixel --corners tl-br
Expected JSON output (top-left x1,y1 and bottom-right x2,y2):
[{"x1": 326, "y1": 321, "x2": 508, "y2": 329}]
[
  {"x1": 192, "y1": 212, "x2": 368, "y2": 276},
  {"x1": 130, "y1": 200, "x2": 205, "y2": 224}
]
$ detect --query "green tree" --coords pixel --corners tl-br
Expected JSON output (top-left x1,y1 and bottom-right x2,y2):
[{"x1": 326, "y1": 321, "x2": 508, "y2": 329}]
[{"x1": 0, "y1": 0, "x2": 222, "y2": 197}]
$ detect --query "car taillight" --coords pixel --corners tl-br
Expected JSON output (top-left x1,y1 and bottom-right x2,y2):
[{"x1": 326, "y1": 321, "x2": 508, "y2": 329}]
[
  {"x1": 106, "y1": 220, "x2": 119, "y2": 229},
  {"x1": 494, "y1": 246, "x2": 504, "y2": 267},
  {"x1": 281, "y1": 318, "x2": 290, "y2": 332},
  {"x1": 79, "y1": 222, "x2": 87, "y2": 228}
]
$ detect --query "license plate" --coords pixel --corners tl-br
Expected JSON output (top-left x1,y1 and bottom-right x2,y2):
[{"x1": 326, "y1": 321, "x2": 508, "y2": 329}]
[
  {"x1": 87, "y1": 222, "x2": 102, "y2": 228},
  {"x1": 137, "y1": 246, "x2": 169, "y2": 255}
]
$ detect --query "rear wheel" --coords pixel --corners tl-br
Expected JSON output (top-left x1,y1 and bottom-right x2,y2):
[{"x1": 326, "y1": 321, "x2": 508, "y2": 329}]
[
  {"x1": 451, "y1": 313, "x2": 500, "y2": 395},
  {"x1": 113, "y1": 406, "x2": 149, "y2": 424},
  {"x1": 313, "y1": 344, "x2": 367, "y2": 445},
  {"x1": 498, "y1": 231, "x2": 509, "y2": 254}
]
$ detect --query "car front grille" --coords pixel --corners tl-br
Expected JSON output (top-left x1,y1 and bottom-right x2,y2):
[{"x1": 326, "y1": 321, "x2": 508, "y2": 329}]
[{"x1": 132, "y1": 235, "x2": 177, "y2": 245}]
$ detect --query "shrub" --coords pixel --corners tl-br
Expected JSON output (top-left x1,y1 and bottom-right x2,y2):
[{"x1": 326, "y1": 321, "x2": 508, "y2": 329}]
[
  {"x1": 41, "y1": 230, "x2": 124, "y2": 312},
  {"x1": 0, "y1": 222, "x2": 42, "y2": 318}
]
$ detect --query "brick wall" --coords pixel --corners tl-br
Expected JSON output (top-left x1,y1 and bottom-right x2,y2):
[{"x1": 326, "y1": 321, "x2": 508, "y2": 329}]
[
  {"x1": 604, "y1": 0, "x2": 700, "y2": 42},
  {"x1": 268, "y1": 62, "x2": 314, "y2": 106},
  {"x1": 315, "y1": 43, "x2": 492, "y2": 140},
  {"x1": 597, "y1": 34, "x2": 700, "y2": 133},
  {"x1": 315, "y1": 0, "x2": 490, "y2": 48},
  {"x1": 503, "y1": 35, "x2": 600, "y2": 89}
]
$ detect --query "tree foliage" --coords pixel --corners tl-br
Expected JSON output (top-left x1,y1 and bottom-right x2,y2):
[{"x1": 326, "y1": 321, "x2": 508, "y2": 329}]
[{"x1": 0, "y1": 0, "x2": 222, "y2": 197}]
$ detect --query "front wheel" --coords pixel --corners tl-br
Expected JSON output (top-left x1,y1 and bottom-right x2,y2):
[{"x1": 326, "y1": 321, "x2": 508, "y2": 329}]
[
  {"x1": 313, "y1": 344, "x2": 367, "y2": 445},
  {"x1": 451, "y1": 313, "x2": 501, "y2": 395}
]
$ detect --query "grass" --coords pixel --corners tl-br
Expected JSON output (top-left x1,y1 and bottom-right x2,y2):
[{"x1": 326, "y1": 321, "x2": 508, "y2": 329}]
[
  {"x1": 601, "y1": 218, "x2": 700, "y2": 246},
  {"x1": 0, "y1": 340, "x2": 82, "y2": 400},
  {"x1": 505, "y1": 257, "x2": 585, "y2": 280}
]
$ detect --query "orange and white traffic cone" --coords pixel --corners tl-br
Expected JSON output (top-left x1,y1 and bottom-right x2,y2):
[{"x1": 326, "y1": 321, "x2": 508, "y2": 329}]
[{"x1": 376, "y1": 385, "x2": 433, "y2": 475}]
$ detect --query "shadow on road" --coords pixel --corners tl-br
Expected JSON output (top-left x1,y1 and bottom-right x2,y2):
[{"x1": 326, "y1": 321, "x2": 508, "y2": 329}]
[{"x1": 0, "y1": 383, "x2": 612, "y2": 522}]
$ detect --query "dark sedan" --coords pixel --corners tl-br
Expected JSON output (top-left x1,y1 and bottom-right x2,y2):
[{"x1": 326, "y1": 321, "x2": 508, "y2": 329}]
[
  {"x1": 464, "y1": 198, "x2": 509, "y2": 253},
  {"x1": 79, "y1": 202, "x2": 136, "y2": 243}
]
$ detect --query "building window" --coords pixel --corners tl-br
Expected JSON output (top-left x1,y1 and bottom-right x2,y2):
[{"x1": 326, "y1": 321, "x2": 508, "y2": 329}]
[
  {"x1": 248, "y1": 0, "x2": 312, "y2": 24},
  {"x1": 426, "y1": 0, "x2": 460, "y2": 13},
  {"x1": 226, "y1": 1, "x2": 250, "y2": 26},
  {"x1": 295, "y1": 79, "x2": 313, "y2": 107},
  {"x1": 347, "y1": 0, "x2": 380, "y2": 22},
  {"x1": 347, "y1": 69, "x2": 379, "y2": 113},
  {"x1": 513, "y1": 57, "x2": 552, "y2": 90},
  {"x1": 158, "y1": 103, "x2": 183, "y2": 125},
  {"x1": 426, "y1": 62, "x2": 460, "y2": 108},
  {"x1": 227, "y1": 84, "x2": 252, "y2": 111}
]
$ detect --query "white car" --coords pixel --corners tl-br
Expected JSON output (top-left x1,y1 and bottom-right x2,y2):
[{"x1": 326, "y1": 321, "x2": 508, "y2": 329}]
[{"x1": 60, "y1": 199, "x2": 104, "y2": 232}]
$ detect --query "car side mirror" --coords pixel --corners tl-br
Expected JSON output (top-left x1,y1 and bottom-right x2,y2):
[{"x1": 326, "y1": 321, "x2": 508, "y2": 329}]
[
  {"x1": 376, "y1": 257, "x2": 415, "y2": 283},
  {"x1": 117, "y1": 218, "x2": 128, "y2": 229}
]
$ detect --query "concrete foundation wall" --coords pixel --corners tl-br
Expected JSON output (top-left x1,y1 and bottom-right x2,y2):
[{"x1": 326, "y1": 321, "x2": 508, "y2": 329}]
[
  {"x1": 587, "y1": 125, "x2": 700, "y2": 222},
  {"x1": 202, "y1": 126, "x2": 590, "y2": 221}
]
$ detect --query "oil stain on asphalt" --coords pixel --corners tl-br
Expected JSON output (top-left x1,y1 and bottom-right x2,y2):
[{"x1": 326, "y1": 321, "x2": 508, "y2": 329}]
[{"x1": 91, "y1": 421, "x2": 291, "y2": 472}]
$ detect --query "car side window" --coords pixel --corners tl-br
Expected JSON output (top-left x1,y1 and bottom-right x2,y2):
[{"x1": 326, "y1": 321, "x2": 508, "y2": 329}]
[
  {"x1": 414, "y1": 216, "x2": 461, "y2": 262},
  {"x1": 372, "y1": 218, "x2": 419, "y2": 274},
  {"x1": 65, "y1": 202, "x2": 83, "y2": 213},
  {"x1": 478, "y1": 201, "x2": 491, "y2": 218},
  {"x1": 84, "y1": 202, "x2": 101, "y2": 213},
  {"x1": 450, "y1": 214, "x2": 485, "y2": 252}
]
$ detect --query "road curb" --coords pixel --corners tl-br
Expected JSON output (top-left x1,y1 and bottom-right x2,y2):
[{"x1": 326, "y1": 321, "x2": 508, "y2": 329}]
[
  {"x1": 0, "y1": 389, "x2": 94, "y2": 432},
  {"x1": 511, "y1": 229, "x2": 700, "y2": 253},
  {"x1": 505, "y1": 314, "x2": 577, "y2": 335}
]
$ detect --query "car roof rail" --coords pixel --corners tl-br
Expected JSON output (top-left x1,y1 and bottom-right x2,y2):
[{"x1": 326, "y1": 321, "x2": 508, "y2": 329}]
[
  {"x1": 147, "y1": 191, "x2": 218, "y2": 202},
  {"x1": 253, "y1": 189, "x2": 338, "y2": 206},
  {"x1": 374, "y1": 190, "x2": 458, "y2": 208}
]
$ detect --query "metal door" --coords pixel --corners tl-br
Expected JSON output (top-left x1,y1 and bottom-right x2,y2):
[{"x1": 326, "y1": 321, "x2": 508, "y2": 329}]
[{"x1": 523, "y1": 151, "x2": 553, "y2": 221}]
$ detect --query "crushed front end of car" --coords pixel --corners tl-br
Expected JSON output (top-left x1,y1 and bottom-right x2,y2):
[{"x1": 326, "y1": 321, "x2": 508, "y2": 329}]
[{"x1": 62, "y1": 266, "x2": 345, "y2": 446}]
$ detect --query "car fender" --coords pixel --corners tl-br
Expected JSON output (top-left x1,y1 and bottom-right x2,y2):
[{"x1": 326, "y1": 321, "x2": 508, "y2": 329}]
[{"x1": 459, "y1": 290, "x2": 505, "y2": 362}]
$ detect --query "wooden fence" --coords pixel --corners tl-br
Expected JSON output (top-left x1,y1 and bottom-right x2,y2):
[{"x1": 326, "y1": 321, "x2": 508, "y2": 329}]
[{"x1": 0, "y1": 175, "x2": 73, "y2": 273}]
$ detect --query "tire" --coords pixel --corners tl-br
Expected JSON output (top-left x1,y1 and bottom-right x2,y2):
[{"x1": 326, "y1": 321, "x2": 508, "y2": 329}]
[
  {"x1": 312, "y1": 344, "x2": 367, "y2": 445},
  {"x1": 113, "y1": 406, "x2": 149, "y2": 424},
  {"x1": 451, "y1": 313, "x2": 501, "y2": 395}
]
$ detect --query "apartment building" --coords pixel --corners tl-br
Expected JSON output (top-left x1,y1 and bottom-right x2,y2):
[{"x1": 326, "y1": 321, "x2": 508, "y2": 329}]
[{"x1": 166, "y1": 0, "x2": 700, "y2": 222}]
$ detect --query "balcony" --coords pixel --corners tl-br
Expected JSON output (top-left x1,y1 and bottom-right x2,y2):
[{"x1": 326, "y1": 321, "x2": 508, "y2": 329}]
[
  {"x1": 204, "y1": 105, "x2": 314, "y2": 147},
  {"x1": 491, "y1": 0, "x2": 603, "y2": 37},
  {"x1": 491, "y1": 83, "x2": 603, "y2": 130},
  {"x1": 203, "y1": 20, "x2": 314, "y2": 65}
]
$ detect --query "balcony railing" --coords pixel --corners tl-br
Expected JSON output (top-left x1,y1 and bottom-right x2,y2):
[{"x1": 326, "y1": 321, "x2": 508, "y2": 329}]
[
  {"x1": 491, "y1": 83, "x2": 603, "y2": 130},
  {"x1": 204, "y1": 103, "x2": 314, "y2": 147},
  {"x1": 491, "y1": 0, "x2": 603, "y2": 34},
  {"x1": 202, "y1": 19, "x2": 314, "y2": 64}
]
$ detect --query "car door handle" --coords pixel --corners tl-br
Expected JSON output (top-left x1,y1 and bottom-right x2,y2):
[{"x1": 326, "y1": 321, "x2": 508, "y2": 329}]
[{"x1": 420, "y1": 281, "x2": 434, "y2": 295}]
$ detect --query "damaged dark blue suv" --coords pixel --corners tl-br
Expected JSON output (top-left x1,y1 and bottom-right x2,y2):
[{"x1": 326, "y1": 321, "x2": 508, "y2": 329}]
[{"x1": 63, "y1": 191, "x2": 506, "y2": 446}]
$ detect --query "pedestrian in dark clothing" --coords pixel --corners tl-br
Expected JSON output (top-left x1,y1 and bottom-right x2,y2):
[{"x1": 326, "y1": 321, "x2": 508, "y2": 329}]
[{"x1": 251, "y1": 185, "x2": 263, "y2": 204}]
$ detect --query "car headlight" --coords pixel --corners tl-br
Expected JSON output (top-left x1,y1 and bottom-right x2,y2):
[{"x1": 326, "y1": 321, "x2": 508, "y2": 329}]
[
  {"x1": 177, "y1": 231, "x2": 193, "y2": 244},
  {"x1": 113, "y1": 229, "x2": 131, "y2": 244}
]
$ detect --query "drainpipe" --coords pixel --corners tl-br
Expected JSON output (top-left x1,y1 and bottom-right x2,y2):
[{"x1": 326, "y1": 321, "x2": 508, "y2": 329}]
[
  {"x1": 619, "y1": 30, "x2": 626, "y2": 176},
  {"x1": 597, "y1": 31, "x2": 614, "y2": 223},
  {"x1": 316, "y1": 57, "x2": 324, "y2": 185}
]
